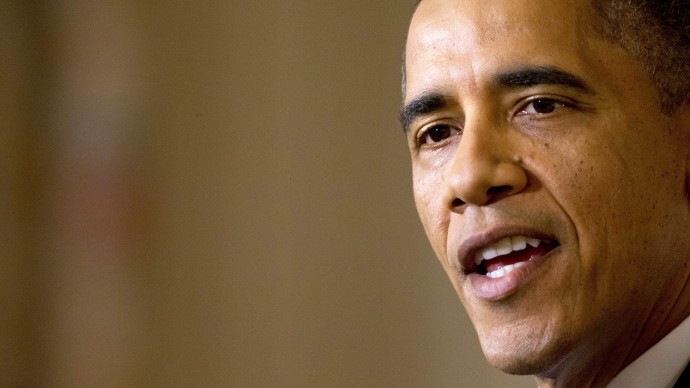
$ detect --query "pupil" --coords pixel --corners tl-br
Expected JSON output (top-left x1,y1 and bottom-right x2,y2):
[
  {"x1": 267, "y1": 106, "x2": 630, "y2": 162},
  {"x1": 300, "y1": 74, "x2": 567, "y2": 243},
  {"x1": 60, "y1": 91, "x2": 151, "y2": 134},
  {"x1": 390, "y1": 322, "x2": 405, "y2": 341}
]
[
  {"x1": 429, "y1": 126, "x2": 449, "y2": 142},
  {"x1": 534, "y1": 99, "x2": 556, "y2": 113}
]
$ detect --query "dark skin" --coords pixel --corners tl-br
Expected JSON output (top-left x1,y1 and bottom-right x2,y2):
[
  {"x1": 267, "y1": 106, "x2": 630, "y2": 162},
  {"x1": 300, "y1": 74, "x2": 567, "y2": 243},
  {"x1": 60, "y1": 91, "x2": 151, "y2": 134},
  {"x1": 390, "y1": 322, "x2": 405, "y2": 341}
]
[{"x1": 404, "y1": 0, "x2": 690, "y2": 386}]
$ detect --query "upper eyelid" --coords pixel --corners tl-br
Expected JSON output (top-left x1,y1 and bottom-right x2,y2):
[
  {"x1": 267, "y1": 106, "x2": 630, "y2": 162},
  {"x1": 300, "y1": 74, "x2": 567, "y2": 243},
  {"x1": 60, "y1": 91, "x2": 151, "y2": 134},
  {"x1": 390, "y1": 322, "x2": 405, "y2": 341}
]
[
  {"x1": 515, "y1": 96, "x2": 573, "y2": 113},
  {"x1": 417, "y1": 120, "x2": 460, "y2": 136},
  {"x1": 521, "y1": 95, "x2": 571, "y2": 105},
  {"x1": 415, "y1": 122, "x2": 461, "y2": 147}
]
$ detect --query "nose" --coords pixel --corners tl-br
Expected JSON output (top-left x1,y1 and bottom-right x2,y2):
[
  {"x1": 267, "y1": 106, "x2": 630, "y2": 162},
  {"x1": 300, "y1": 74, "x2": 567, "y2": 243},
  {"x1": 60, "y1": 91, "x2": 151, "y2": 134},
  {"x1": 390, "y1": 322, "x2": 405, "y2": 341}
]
[{"x1": 444, "y1": 121, "x2": 528, "y2": 211}]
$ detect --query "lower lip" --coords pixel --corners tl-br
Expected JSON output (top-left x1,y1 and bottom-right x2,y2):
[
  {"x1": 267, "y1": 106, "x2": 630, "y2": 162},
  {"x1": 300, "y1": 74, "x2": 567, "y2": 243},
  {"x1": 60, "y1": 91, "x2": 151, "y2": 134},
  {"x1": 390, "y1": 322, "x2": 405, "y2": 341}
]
[{"x1": 466, "y1": 247, "x2": 559, "y2": 301}]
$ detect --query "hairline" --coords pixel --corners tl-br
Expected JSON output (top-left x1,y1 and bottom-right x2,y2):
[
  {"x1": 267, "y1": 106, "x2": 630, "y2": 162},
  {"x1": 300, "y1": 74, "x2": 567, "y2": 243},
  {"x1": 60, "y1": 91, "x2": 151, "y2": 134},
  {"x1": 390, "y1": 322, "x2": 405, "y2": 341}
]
[{"x1": 401, "y1": 0, "x2": 690, "y2": 115}]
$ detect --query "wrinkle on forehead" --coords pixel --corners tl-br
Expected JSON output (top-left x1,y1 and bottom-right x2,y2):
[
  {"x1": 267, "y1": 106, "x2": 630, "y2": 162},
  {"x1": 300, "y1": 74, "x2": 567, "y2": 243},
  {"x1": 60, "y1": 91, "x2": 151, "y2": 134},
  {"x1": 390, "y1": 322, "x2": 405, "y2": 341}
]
[
  {"x1": 405, "y1": 0, "x2": 597, "y2": 101},
  {"x1": 406, "y1": 1, "x2": 481, "y2": 98},
  {"x1": 412, "y1": 0, "x2": 590, "y2": 50}
]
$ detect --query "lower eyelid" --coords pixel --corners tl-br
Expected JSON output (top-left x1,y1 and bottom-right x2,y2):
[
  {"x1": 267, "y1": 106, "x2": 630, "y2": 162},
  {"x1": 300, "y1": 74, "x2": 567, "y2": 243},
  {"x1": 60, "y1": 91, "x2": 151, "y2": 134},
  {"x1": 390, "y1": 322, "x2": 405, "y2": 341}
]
[{"x1": 421, "y1": 129, "x2": 460, "y2": 148}]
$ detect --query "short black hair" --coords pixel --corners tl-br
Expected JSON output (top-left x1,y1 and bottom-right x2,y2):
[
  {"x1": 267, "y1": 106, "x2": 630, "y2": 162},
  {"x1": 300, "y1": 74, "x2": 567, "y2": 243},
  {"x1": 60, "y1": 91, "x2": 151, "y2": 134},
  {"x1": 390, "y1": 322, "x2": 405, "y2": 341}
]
[{"x1": 594, "y1": 0, "x2": 690, "y2": 113}]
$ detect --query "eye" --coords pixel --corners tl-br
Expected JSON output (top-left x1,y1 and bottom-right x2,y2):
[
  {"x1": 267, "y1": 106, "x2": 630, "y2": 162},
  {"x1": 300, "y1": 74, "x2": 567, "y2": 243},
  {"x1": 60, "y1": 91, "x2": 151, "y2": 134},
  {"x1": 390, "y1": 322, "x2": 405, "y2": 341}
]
[
  {"x1": 519, "y1": 98, "x2": 566, "y2": 115},
  {"x1": 418, "y1": 124, "x2": 457, "y2": 146}
]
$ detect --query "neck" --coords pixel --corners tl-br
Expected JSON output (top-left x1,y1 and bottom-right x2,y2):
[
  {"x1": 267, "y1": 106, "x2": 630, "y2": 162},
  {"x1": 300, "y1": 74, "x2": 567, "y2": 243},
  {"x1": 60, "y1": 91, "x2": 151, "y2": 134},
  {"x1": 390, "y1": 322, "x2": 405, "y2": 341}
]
[
  {"x1": 536, "y1": 269, "x2": 690, "y2": 388},
  {"x1": 533, "y1": 341, "x2": 627, "y2": 388}
]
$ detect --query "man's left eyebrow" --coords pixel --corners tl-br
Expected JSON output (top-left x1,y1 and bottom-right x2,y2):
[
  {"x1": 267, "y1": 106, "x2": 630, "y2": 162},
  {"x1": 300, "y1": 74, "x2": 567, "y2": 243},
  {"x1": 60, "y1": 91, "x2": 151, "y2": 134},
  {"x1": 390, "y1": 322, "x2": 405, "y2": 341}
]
[
  {"x1": 400, "y1": 91, "x2": 454, "y2": 133},
  {"x1": 496, "y1": 66, "x2": 594, "y2": 94}
]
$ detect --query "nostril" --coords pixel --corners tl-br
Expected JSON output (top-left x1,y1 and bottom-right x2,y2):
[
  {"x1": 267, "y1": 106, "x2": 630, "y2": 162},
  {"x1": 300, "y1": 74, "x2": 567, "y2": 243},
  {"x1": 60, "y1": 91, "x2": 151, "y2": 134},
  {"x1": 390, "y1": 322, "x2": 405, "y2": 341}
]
[
  {"x1": 450, "y1": 185, "x2": 517, "y2": 210},
  {"x1": 487, "y1": 185, "x2": 514, "y2": 199},
  {"x1": 445, "y1": 157, "x2": 528, "y2": 209}
]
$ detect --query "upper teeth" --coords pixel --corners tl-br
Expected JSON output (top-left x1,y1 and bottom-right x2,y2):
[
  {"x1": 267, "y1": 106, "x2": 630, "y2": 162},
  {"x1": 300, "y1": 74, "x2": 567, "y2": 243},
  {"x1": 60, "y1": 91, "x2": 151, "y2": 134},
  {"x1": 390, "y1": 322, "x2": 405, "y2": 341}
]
[{"x1": 474, "y1": 236, "x2": 541, "y2": 265}]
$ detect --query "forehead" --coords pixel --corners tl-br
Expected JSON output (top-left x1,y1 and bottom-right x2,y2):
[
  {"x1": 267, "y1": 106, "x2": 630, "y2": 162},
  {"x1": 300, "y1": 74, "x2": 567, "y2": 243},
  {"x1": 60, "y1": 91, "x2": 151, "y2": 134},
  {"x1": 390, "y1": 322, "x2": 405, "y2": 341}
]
[{"x1": 405, "y1": 0, "x2": 598, "y2": 99}]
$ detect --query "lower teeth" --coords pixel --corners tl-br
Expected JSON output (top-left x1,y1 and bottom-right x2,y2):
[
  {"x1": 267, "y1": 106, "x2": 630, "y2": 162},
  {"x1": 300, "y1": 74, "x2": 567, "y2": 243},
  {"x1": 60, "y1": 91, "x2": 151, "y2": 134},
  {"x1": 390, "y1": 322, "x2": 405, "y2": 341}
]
[{"x1": 486, "y1": 261, "x2": 526, "y2": 279}]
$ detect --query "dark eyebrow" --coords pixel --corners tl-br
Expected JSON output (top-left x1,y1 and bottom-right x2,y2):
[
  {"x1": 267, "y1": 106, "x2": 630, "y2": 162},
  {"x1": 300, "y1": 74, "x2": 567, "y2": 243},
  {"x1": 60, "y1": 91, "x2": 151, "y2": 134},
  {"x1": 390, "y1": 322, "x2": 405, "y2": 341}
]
[
  {"x1": 400, "y1": 91, "x2": 454, "y2": 133},
  {"x1": 496, "y1": 66, "x2": 594, "y2": 93},
  {"x1": 399, "y1": 67, "x2": 592, "y2": 133}
]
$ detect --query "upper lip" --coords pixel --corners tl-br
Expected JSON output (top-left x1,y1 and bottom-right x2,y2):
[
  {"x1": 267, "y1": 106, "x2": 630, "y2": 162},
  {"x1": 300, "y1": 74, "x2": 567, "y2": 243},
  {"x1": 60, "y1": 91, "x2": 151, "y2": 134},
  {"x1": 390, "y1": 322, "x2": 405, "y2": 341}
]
[{"x1": 455, "y1": 225, "x2": 557, "y2": 274}]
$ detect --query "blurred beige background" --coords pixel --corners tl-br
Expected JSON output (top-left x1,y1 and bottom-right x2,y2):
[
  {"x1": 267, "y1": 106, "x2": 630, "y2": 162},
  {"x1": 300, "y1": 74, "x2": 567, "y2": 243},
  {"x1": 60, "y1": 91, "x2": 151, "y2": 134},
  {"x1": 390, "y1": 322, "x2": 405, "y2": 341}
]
[{"x1": 2, "y1": 1, "x2": 533, "y2": 387}]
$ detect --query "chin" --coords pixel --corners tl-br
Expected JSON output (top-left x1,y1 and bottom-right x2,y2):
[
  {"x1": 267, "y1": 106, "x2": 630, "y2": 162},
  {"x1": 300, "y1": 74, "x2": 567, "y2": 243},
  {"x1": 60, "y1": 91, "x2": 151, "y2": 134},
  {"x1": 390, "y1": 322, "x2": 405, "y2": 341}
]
[
  {"x1": 479, "y1": 333, "x2": 572, "y2": 376},
  {"x1": 484, "y1": 352, "x2": 549, "y2": 376}
]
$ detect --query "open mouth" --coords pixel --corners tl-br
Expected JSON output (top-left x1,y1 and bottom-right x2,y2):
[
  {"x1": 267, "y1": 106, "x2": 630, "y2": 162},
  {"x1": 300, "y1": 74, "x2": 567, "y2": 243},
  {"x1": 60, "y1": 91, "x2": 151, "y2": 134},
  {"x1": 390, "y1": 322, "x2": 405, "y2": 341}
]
[{"x1": 473, "y1": 236, "x2": 559, "y2": 278}]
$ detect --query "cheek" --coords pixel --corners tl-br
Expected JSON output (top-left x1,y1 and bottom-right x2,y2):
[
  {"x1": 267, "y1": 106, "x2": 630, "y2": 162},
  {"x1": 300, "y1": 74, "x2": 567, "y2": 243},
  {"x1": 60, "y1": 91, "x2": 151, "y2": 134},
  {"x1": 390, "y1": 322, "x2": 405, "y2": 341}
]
[
  {"x1": 544, "y1": 124, "x2": 686, "y2": 297},
  {"x1": 413, "y1": 167, "x2": 451, "y2": 258},
  {"x1": 552, "y1": 143, "x2": 627, "y2": 257}
]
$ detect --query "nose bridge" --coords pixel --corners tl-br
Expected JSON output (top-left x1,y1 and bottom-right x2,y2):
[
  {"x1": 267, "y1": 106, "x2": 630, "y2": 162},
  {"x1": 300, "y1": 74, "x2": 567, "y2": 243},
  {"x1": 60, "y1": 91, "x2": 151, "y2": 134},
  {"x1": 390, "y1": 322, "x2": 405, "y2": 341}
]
[{"x1": 444, "y1": 115, "x2": 527, "y2": 209}]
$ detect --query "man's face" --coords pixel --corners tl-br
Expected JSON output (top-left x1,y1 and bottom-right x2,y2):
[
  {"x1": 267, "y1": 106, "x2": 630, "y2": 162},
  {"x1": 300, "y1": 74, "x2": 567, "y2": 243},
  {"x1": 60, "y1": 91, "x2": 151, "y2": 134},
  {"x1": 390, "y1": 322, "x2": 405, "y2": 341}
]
[{"x1": 404, "y1": 0, "x2": 690, "y2": 380}]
